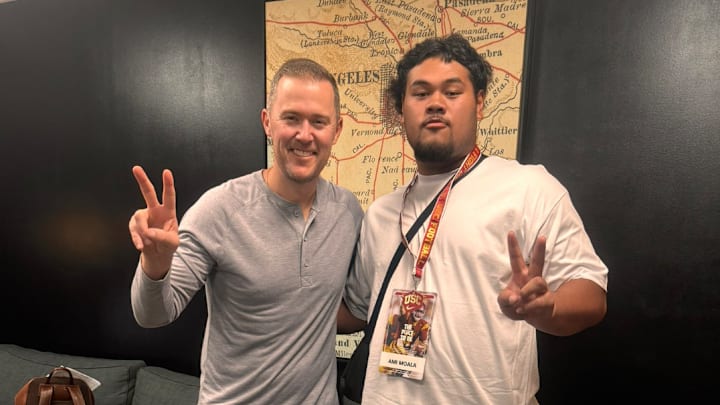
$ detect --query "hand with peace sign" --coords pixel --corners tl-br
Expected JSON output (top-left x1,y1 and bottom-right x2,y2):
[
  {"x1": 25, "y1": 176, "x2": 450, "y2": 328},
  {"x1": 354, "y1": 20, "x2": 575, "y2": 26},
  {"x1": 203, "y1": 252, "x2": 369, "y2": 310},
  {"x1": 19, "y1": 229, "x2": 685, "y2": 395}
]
[
  {"x1": 128, "y1": 165, "x2": 179, "y2": 280},
  {"x1": 497, "y1": 231, "x2": 554, "y2": 326},
  {"x1": 497, "y1": 230, "x2": 608, "y2": 336}
]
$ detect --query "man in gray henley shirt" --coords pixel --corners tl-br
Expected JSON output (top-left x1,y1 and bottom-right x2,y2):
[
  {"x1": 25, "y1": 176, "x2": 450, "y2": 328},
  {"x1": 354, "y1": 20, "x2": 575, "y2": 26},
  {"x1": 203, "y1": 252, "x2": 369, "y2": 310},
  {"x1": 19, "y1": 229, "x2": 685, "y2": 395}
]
[{"x1": 129, "y1": 58, "x2": 363, "y2": 404}]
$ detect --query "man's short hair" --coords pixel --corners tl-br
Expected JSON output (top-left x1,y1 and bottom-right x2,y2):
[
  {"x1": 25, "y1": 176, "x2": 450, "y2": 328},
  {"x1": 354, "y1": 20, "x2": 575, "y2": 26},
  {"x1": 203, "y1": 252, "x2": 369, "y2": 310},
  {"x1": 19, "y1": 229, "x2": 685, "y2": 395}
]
[{"x1": 267, "y1": 58, "x2": 341, "y2": 121}]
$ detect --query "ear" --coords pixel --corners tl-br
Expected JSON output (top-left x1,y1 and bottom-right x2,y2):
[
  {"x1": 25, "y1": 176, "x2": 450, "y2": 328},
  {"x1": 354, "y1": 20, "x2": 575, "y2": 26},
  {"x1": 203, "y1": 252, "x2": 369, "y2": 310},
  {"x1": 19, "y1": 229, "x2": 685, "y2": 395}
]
[
  {"x1": 475, "y1": 91, "x2": 485, "y2": 120},
  {"x1": 332, "y1": 116, "x2": 343, "y2": 145},
  {"x1": 261, "y1": 108, "x2": 271, "y2": 140}
]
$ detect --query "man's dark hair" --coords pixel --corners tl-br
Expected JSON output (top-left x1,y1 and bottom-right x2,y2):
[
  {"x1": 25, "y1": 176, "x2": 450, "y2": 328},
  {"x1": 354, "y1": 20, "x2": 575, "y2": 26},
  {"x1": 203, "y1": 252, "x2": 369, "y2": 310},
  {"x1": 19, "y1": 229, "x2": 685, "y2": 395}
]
[{"x1": 388, "y1": 33, "x2": 493, "y2": 114}]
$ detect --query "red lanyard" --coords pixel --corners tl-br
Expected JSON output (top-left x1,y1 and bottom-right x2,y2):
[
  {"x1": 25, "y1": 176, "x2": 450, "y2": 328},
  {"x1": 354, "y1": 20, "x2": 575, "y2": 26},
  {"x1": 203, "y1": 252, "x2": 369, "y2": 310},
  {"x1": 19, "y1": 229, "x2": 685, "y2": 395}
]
[{"x1": 399, "y1": 145, "x2": 483, "y2": 281}]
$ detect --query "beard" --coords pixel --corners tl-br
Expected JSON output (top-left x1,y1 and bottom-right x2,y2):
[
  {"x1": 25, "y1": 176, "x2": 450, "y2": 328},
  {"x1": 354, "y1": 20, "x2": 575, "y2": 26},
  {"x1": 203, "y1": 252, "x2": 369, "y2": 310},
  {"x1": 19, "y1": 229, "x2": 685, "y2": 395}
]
[{"x1": 410, "y1": 138, "x2": 455, "y2": 163}]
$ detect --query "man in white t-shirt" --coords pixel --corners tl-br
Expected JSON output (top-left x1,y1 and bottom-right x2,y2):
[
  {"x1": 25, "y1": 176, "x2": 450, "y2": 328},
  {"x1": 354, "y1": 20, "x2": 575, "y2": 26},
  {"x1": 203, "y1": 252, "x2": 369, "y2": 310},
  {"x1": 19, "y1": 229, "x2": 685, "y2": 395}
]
[{"x1": 338, "y1": 33, "x2": 608, "y2": 405}]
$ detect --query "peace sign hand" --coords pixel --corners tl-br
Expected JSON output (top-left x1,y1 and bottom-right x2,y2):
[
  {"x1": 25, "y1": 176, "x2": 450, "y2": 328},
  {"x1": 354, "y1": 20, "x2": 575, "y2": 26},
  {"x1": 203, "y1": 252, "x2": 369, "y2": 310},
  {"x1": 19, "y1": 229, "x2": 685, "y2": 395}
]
[
  {"x1": 128, "y1": 165, "x2": 179, "y2": 280},
  {"x1": 497, "y1": 231, "x2": 555, "y2": 324}
]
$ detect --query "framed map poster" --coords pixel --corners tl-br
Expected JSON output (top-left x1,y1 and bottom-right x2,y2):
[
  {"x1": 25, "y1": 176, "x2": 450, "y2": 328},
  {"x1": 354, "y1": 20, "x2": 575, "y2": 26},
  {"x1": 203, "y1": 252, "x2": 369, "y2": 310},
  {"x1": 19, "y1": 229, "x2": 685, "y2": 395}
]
[{"x1": 265, "y1": 0, "x2": 532, "y2": 358}]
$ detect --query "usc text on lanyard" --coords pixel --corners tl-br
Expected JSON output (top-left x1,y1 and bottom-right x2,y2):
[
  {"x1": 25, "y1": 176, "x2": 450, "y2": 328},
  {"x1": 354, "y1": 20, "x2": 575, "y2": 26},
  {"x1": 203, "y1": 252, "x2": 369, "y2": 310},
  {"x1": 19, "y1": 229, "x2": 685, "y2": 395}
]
[{"x1": 399, "y1": 145, "x2": 483, "y2": 281}]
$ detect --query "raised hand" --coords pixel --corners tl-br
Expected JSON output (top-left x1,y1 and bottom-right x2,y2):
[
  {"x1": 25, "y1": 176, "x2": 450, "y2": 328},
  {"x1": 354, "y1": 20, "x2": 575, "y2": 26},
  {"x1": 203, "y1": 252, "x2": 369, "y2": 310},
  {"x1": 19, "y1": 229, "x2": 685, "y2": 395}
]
[
  {"x1": 128, "y1": 165, "x2": 179, "y2": 280},
  {"x1": 497, "y1": 231, "x2": 555, "y2": 324}
]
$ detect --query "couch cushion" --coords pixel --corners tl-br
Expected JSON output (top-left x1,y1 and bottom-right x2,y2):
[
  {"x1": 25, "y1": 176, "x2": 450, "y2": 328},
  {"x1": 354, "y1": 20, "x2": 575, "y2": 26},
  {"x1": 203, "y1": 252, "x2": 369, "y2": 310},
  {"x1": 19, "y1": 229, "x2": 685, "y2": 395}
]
[
  {"x1": 0, "y1": 344, "x2": 146, "y2": 405},
  {"x1": 132, "y1": 366, "x2": 199, "y2": 405}
]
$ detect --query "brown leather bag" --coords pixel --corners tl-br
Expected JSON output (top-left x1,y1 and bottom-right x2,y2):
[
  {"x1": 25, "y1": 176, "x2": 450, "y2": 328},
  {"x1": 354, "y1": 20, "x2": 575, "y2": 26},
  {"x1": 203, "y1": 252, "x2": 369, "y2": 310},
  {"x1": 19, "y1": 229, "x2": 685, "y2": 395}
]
[{"x1": 14, "y1": 366, "x2": 95, "y2": 405}]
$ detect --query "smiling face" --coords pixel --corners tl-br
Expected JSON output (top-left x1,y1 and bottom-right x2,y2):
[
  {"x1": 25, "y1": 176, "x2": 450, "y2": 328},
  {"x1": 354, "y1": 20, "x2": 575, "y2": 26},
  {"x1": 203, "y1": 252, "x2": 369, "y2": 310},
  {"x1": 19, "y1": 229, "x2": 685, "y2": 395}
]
[
  {"x1": 400, "y1": 57, "x2": 484, "y2": 175},
  {"x1": 261, "y1": 76, "x2": 342, "y2": 185}
]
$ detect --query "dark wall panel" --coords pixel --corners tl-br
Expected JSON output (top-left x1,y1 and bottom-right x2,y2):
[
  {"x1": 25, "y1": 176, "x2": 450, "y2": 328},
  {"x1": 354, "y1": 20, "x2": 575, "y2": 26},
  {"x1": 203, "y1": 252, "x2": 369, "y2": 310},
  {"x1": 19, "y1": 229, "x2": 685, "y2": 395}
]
[
  {"x1": 522, "y1": 1, "x2": 720, "y2": 403},
  {"x1": 2, "y1": 0, "x2": 719, "y2": 402},
  {"x1": 0, "y1": 0, "x2": 266, "y2": 375}
]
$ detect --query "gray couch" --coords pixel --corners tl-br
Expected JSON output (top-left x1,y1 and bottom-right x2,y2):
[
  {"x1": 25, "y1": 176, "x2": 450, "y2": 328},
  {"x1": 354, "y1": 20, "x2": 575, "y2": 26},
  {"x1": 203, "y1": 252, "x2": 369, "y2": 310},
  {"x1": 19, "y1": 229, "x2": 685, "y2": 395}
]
[{"x1": 1, "y1": 344, "x2": 199, "y2": 405}]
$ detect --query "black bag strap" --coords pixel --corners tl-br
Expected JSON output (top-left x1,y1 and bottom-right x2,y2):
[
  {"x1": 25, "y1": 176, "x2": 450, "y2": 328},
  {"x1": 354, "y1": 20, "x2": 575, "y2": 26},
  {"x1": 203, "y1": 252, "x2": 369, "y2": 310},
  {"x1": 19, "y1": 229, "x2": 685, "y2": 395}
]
[{"x1": 362, "y1": 155, "x2": 484, "y2": 337}]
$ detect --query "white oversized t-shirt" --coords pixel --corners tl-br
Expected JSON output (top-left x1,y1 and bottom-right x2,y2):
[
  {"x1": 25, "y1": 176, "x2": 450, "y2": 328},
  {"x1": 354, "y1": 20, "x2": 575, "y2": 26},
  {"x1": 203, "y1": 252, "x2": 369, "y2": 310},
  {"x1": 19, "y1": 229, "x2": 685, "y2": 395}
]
[{"x1": 344, "y1": 156, "x2": 608, "y2": 404}]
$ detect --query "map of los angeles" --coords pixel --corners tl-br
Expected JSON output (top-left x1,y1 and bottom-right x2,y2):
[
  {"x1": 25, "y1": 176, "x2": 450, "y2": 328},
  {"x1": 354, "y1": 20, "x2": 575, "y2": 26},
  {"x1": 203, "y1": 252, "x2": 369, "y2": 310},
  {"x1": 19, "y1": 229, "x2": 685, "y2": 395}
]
[
  {"x1": 265, "y1": 0, "x2": 529, "y2": 357},
  {"x1": 266, "y1": 0, "x2": 528, "y2": 209}
]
